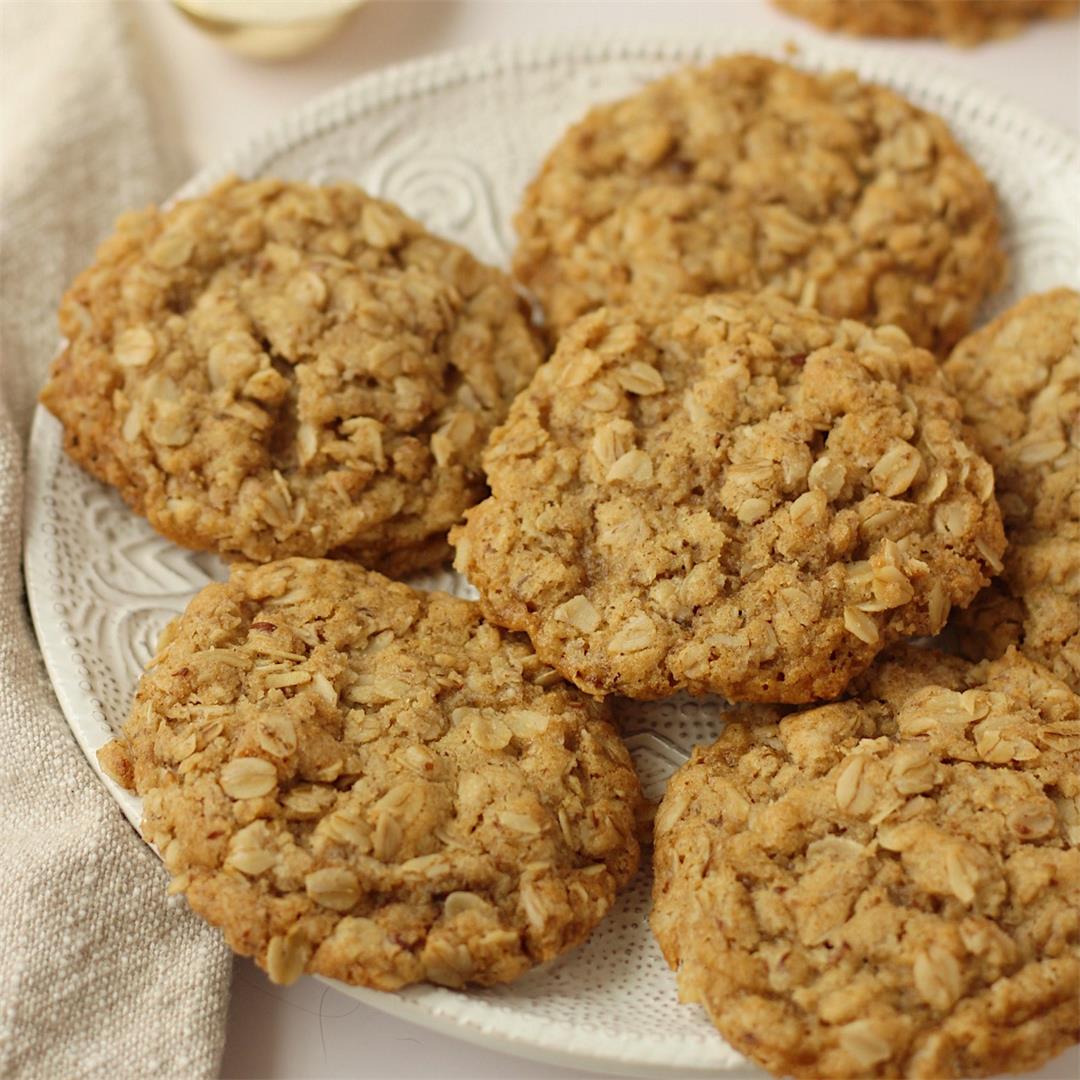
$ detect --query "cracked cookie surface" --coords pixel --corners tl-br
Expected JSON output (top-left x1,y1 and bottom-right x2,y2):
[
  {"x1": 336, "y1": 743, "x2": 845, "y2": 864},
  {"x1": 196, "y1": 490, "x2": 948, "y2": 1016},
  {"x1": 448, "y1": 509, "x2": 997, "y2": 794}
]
[
  {"x1": 773, "y1": 0, "x2": 1079, "y2": 45},
  {"x1": 100, "y1": 558, "x2": 642, "y2": 991},
  {"x1": 40, "y1": 176, "x2": 544, "y2": 574},
  {"x1": 651, "y1": 646, "x2": 1080, "y2": 1079},
  {"x1": 453, "y1": 293, "x2": 1005, "y2": 701},
  {"x1": 945, "y1": 289, "x2": 1080, "y2": 692},
  {"x1": 513, "y1": 55, "x2": 1004, "y2": 352}
]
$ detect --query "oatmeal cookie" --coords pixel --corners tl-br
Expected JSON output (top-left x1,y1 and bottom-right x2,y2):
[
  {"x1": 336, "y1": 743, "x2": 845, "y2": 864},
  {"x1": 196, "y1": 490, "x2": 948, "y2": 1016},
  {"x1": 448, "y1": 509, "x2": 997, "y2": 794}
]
[
  {"x1": 40, "y1": 176, "x2": 544, "y2": 575},
  {"x1": 773, "y1": 0, "x2": 1079, "y2": 45},
  {"x1": 651, "y1": 646, "x2": 1080, "y2": 1079},
  {"x1": 452, "y1": 294, "x2": 1005, "y2": 702},
  {"x1": 944, "y1": 289, "x2": 1080, "y2": 691},
  {"x1": 100, "y1": 558, "x2": 642, "y2": 990},
  {"x1": 513, "y1": 55, "x2": 1004, "y2": 352}
]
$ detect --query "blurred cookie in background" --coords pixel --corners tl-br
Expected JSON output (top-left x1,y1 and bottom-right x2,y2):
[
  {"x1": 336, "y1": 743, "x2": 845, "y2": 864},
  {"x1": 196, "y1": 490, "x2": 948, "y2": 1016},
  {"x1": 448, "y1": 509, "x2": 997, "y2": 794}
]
[{"x1": 773, "y1": 0, "x2": 1079, "y2": 46}]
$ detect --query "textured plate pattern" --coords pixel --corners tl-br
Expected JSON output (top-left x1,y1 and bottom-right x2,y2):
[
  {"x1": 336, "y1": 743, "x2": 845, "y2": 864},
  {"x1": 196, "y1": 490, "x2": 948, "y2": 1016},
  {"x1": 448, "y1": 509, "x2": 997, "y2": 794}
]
[{"x1": 24, "y1": 33, "x2": 1080, "y2": 1077}]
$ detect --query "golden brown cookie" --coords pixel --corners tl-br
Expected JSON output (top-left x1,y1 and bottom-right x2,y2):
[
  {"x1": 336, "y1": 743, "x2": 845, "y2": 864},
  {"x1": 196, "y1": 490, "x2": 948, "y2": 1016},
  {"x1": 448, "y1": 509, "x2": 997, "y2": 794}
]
[
  {"x1": 513, "y1": 55, "x2": 1005, "y2": 352},
  {"x1": 652, "y1": 646, "x2": 1080, "y2": 1079},
  {"x1": 773, "y1": 0, "x2": 1079, "y2": 45},
  {"x1": 101, "y1": 558, "x2": 642, "y2": 990},
  {"x1": 453, "y1": 293, "x2": 1005, "y2": 702},
  {"x1": 944, "y1": 289, "x2": 1080, "y2": 691},
  {"x1": 41, "y1": 176, "x2": 544, "y2": 575}
]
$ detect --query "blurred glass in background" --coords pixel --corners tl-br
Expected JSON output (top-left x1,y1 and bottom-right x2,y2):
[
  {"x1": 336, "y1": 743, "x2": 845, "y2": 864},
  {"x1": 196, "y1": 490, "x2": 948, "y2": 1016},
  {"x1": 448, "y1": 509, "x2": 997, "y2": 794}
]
[{"x1": 172, "y1": 0, "x2": 369, "y2": 60}]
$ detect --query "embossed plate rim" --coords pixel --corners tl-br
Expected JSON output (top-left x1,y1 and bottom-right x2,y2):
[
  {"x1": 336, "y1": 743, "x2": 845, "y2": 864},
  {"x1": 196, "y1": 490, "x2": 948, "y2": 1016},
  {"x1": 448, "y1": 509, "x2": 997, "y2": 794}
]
[{"x1": 24, "y1": 29, "x2": 1080, "y2": 1079}]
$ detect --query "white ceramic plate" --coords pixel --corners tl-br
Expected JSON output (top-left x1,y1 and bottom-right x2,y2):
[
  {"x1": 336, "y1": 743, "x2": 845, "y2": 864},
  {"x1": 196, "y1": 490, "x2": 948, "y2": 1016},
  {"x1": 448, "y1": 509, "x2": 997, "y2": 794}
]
[{"x1": 24, "y1": 32, "x2": 1080, "y2": 1079}]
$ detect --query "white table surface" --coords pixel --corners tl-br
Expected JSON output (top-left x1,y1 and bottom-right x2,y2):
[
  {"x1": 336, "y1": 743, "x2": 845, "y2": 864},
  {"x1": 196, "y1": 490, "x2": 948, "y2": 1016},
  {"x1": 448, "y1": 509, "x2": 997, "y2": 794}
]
[{"x1": 131, "y1": 2, "x2": 1080, "y2": 1078}]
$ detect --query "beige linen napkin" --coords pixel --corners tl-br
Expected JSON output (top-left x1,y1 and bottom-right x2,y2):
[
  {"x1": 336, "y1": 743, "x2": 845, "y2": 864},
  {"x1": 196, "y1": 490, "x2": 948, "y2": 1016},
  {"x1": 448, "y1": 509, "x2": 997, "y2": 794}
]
[{"x1": 0, "y1": 2, "x2": 232, "y2": 1076}]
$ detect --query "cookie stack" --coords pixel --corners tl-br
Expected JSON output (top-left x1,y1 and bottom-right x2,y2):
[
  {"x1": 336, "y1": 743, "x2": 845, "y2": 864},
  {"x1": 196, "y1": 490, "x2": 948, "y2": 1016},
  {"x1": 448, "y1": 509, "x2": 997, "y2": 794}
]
[{"x1": 42, "y1": 53, "x2": 1078, "y2": 1079}]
